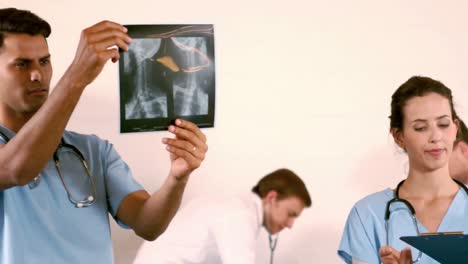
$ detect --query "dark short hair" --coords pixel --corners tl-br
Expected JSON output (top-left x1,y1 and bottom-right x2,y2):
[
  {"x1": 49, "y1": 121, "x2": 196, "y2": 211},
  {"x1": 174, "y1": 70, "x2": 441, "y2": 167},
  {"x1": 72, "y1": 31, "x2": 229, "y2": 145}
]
[
  {"x1": 0, "y1": 8, "x2": 51, "y2": 49},
  {"x1": 252, "y1": 168, "x2": 312, "y2": 207},
  {"x1": 389, "y1": 76, "x2": 458, "y2": 131}
]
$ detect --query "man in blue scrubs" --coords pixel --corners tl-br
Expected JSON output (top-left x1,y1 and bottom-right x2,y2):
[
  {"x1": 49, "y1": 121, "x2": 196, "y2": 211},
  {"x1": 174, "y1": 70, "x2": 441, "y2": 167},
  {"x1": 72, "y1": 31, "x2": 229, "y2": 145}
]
[{"x1": 0, "y1": 8, "x2": 208, "y2": 263}]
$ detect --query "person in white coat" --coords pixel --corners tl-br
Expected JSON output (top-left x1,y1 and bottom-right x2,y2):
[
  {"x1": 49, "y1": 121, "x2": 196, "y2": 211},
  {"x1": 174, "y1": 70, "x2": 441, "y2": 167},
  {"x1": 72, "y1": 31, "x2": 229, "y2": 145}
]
[{"x1": 133, "y1": 168, "x2": 312, "y2": 264}]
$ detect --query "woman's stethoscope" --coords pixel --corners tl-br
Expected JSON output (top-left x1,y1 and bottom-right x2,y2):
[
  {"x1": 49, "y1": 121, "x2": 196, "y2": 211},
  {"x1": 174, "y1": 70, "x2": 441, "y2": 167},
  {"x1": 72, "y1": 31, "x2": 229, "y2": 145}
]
[
  {"x1": 385, "y1": 178, "x2": 468, "y2": 263},
  {"x1": 0, "y1": 131, "x2": 97, "y2": 208}
]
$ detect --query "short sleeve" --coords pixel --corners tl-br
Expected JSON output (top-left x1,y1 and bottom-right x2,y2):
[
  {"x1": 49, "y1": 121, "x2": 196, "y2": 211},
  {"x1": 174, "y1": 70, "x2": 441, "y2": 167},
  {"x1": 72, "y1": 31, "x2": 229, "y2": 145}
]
[
  {"x1": 338, "y1": 207, "x2": 380, "y2": 264},
  {"x1": 102, "y1": 141, "x2": 144, "y2": 227}
]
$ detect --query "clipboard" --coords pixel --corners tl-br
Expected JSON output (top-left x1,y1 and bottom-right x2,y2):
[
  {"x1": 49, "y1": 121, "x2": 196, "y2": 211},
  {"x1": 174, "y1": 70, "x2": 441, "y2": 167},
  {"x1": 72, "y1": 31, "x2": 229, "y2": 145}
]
[{"x1": 400, "y1": 233, "x2": 468, "y2": 264}]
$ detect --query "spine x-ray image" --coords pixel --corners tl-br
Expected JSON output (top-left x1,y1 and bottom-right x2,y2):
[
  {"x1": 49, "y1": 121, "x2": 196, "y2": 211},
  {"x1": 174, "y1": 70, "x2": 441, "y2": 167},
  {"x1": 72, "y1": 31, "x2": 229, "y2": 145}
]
[{"x1": 119, "y1": 24, "x2": 215, "y2": 133}]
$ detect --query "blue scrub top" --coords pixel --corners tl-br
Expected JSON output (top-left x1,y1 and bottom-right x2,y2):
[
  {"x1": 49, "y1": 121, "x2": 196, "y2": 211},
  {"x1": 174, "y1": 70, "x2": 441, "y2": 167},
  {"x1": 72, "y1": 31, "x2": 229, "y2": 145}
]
[
  {"x1": 338, "y1": 187, "x2": 468, "y2": 264},
  {"x1": 0, "y1": 126, "x2": 144, "y2": 264}
]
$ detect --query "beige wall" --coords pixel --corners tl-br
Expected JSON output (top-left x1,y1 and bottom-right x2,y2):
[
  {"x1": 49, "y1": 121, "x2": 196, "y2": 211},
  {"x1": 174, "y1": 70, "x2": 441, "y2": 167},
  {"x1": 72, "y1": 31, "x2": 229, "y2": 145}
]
[{"x1": 2, "y1": 0, "x2": 468, "y2": 263}]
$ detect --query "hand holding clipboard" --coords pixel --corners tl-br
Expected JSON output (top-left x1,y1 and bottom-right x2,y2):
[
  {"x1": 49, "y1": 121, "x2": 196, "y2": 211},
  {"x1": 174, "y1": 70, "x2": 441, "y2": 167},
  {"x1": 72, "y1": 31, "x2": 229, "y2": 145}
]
[{"x1": 400, "y1": 232, "x2": 468, "y2": 264}]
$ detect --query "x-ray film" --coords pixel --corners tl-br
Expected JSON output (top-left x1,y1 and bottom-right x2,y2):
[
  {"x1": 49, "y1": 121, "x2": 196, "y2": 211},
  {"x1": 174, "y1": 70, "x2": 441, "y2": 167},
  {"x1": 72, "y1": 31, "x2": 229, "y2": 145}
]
[{"x1": 119, "y1": 24, "x2": 215, "y2": 132}]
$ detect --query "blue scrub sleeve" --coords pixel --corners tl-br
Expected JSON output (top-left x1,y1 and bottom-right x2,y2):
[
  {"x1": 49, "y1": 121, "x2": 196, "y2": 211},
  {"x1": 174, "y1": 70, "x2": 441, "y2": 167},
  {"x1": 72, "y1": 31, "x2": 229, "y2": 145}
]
[
  {"x1": 338, "y1": 207, "x2": 380, "y2": 264},
  {"x1": 103, "y1": 142, "x2": 144, "y2": 228}
]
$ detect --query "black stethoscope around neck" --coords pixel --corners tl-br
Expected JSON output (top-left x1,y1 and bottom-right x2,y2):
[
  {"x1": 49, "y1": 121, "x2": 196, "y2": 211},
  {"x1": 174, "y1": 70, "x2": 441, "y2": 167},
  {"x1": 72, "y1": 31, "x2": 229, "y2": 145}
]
[
  {"x1": 384, "y1": 178, "x2": 468, "y2": 263},
  {"x1": 387, "y1": 178, "x2": 468, "y2": 219},
  {"x1": 0, "y1": 131, "x2": 97, "y2": 208}
]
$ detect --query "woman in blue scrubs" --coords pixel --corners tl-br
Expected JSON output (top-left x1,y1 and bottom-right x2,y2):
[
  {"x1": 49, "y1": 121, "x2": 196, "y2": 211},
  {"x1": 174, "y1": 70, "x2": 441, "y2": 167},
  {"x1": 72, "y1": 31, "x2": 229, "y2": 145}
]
[{"x1": 338, "y1": 76, "x2": 468, "y2": 264}]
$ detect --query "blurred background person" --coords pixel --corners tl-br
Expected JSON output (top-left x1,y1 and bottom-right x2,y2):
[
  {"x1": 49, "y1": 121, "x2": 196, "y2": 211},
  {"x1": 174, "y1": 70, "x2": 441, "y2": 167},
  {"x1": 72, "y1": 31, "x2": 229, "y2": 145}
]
[{"x1": 133, "y1": 168, "x2": 312, "y2": 264}]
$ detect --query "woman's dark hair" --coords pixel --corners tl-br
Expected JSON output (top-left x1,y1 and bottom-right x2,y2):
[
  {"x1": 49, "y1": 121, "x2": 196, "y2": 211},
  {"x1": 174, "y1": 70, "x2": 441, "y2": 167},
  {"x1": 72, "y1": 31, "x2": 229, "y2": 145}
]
[
  {"x1": 389, "y1": 76, "x2": 458, "y2": 131},
  {"x1": 252, "y1": 168, "x2": 312, "y2": 207},
  {"x1": 456, "y1": 118, "x2": 468, "y2": 144},
  {"x1": 0, "y1": 8, "x2": 51, "y2": 49}
]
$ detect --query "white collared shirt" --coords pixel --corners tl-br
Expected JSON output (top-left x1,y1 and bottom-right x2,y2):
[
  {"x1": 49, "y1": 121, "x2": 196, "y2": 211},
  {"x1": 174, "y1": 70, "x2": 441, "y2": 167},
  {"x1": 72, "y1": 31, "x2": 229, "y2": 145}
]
[{"x1": 133, "y1": 192, "x2": 264, "y2": 264}]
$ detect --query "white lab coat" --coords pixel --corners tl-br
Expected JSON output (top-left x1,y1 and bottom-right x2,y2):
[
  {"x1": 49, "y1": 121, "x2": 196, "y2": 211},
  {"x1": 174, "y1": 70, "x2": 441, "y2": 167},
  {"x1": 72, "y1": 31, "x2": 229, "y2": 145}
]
[{"x1": 133, "y1": 192, "x2": 264, "y2": 264}]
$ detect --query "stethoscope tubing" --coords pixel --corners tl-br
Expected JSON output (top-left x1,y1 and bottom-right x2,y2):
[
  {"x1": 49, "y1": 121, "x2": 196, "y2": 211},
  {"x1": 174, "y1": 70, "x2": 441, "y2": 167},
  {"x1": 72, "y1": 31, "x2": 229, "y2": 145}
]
[
  {"x1": 384, "y1": 178, "x2": 468, "y2": 263},
  {"x1": 0, "y1": 130, "x2": 97, "y2": 208}
]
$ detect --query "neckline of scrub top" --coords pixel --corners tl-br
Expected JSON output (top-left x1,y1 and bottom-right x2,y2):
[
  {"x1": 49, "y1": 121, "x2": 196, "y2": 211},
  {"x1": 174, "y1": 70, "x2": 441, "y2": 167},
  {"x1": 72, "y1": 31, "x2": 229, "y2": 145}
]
[{"x1": 383, "y1": 186, "x2": 466, "y2": 233}]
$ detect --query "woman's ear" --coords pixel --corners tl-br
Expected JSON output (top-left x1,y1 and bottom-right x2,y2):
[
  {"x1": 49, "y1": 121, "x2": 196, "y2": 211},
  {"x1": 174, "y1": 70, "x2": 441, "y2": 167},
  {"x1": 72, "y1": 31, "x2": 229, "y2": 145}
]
[
  {"x1": 454, "y1": 118, "x2": 460, "y2": 129},
  {"x1": 391, "y1": 128, "x2": 405, "y2": 150},
  {"x1": 454, "y1": 118, "x2": 460, "y2": 138}
]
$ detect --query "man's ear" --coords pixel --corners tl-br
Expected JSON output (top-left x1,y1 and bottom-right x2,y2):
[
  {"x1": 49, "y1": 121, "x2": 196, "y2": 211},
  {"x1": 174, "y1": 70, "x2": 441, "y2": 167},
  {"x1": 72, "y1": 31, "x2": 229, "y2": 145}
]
[
  {"x1": 459, "y1": 141, "x2": 468, "y2": 156},
  {"x1": 391, "y1": 128, "x2": 405, "y2": 150},
  {"x1": 264, "y1": 190, "x2": 278, "y2": 204}
]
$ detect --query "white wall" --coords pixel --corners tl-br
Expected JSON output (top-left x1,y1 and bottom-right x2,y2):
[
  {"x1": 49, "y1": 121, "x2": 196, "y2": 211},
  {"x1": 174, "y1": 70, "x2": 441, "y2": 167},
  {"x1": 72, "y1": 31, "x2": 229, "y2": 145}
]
[{"x1": 2, "y1": 0, "x2": 468, "y2": 263}]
